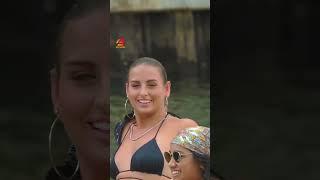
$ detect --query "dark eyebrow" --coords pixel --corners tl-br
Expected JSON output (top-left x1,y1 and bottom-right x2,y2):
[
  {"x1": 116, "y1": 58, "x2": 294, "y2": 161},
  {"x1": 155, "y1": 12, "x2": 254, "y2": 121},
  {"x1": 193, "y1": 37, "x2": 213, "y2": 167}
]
[
  {"x1": 63, "y1": 60, "x2": 96, "y2": 68},
  {"x1": 129, "y1": 80, "x2": 158, "y2": 84},
  {"x1": 146, "y1": 80, "x2": 158, "y2": 83},
  {"x1": 130, "y1": 80, "x2": 140, "y2": 84}
]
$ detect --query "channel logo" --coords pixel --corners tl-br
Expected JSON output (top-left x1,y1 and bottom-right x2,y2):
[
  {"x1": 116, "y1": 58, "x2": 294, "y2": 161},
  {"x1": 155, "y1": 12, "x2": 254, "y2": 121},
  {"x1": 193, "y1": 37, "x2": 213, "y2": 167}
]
[{"x1": 115, "y1": 36, "x2": 125, "y2": 48}]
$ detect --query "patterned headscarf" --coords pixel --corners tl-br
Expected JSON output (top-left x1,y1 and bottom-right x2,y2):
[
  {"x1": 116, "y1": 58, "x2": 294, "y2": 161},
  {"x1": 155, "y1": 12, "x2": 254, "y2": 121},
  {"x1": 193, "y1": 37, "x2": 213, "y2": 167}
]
[{"x1": 172, "y1": 126, "x2": 210, "y2": 156}]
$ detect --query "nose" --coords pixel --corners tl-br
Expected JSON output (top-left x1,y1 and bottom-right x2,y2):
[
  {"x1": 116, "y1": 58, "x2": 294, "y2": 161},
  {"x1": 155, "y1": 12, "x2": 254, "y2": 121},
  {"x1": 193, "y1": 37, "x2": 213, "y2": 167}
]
[
  {"x1": 168, "y1": 157, "x2": 177, "y2": 169},
  {"x1": 139, "y1": 84, "x2": 148, "y2": 96}
]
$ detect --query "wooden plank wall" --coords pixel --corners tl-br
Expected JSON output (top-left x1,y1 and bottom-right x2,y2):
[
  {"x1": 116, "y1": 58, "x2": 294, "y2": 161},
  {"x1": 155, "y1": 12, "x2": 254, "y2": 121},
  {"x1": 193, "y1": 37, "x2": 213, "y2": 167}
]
[{"x1": 110, "y1": 10, "x2": 210, "y2": 85}]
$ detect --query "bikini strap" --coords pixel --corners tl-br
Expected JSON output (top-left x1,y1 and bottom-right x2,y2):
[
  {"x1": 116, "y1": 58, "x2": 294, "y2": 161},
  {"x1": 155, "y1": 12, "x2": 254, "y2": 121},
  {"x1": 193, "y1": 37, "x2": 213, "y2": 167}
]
[
  {"x1": 154, "y1": 113, "x2": 168, "y2": 138},
  {"x1": 118, "y1": 177, "x2": 143, "y2": 180},
  {"x1": 118, "y1": 170, "x2": 170, "y2": 179},
  {"x1": 162, "y1": 174, "x2": 172, "y2": 179},
  {"x1": 117, "y1": 170, "x2": 144, "y2": 180},
  {"x1": 120, "y1": 122, "x2": 132, "y2": 144}
]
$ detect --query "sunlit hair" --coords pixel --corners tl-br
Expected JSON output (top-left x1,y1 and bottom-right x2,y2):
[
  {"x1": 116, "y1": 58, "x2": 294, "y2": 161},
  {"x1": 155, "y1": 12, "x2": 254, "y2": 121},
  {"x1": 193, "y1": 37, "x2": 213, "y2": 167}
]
[{"x1": 127, "y1": 57, "x2": 168, "y2": 84}]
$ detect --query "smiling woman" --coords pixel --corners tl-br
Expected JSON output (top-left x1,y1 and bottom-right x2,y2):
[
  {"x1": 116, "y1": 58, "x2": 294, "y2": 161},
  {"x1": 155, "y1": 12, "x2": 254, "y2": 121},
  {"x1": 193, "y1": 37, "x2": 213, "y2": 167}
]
[
  {"x1": 110, "y1": 57, "x2": 198, "y2": 180},
  {"x1": 46, "y1": 1, "x2": 109, "y2": 180},
  {"x1": 166, "y1": 126, "x2": 210, "y2": 180}
]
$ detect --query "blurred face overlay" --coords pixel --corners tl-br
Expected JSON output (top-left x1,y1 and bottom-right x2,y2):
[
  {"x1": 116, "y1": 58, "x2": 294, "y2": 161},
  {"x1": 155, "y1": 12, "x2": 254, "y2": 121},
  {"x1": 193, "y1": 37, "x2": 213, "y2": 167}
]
[
  {"x1": 126, "y1": 64, "x2": 170, "y2": 117},
  {"x1": 168, "y1": 144, "x2": 203, "y2": 180},
  {"x1": 50, "y1": 7, "x2": 109, "y2": 171}
]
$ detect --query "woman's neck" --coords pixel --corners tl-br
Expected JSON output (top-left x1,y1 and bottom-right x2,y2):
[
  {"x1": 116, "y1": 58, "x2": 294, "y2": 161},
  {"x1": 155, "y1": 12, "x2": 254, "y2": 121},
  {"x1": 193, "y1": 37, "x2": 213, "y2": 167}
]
[{"x1": 134, "y1": 108, "x2": 167, "y2": 129}]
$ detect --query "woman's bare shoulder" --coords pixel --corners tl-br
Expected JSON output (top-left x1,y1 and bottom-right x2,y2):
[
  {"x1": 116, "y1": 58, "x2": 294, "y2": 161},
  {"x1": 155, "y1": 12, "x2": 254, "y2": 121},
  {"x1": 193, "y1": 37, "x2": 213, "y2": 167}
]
[
  {"x1": 179, "y1": 118, "x2": 198, "y2": 127},
  {"x1": 167, "y1": 115, "x2": 198, "y2": 128},
  {"x1": 162, "y1": 116, "x2": 199, "y2": 139}
]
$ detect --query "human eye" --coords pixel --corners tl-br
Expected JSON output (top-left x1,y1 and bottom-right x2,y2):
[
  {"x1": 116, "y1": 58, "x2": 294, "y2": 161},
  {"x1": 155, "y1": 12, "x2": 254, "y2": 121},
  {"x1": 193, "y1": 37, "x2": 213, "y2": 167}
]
[
  {"x1": 72, "y1": 72, "x2": 96, "y2": 81},
  {"x1": 130, "y1": 82, "x2": 140, "y2": 88},
  {"x1": 147, "y1": 82, "x2": 157, "y2": 87},
  {"x1": 131, "y1": 84, "x2": 140, "y2": 88}
]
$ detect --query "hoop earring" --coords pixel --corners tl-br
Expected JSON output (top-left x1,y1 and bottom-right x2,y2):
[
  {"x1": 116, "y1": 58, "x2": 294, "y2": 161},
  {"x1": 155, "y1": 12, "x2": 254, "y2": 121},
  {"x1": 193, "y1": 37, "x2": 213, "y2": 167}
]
[
  {"x1": 49, "y1": 115, "x2": 80, "y2": 179},
  {"x1": 165, "y1": 96, "x2": 169, "y2": 107},
  {"x1": 125, "y1": 98, "x2": 135, "y2": 119}
]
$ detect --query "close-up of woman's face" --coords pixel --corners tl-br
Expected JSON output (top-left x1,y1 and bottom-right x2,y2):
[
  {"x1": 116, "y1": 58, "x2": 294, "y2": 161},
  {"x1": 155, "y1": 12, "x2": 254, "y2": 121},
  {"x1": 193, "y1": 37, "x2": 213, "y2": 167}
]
[
  {"x1": 126, "y1": 64, "x2": 170, "y2": 116},
  {"x1": 50, "y1": 8, "x2": 109, "y2": 167},
  {"x1": 168, "y1": 144, "x2": 203, "y2": 180}
]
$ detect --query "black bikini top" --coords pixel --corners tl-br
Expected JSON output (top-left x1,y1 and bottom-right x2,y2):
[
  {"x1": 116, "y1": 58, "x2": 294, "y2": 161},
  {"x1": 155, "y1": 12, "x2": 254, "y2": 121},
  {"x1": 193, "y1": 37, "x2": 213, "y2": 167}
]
[{"x1": 110, "y1": 113, "x2": 179, "y2": 179}]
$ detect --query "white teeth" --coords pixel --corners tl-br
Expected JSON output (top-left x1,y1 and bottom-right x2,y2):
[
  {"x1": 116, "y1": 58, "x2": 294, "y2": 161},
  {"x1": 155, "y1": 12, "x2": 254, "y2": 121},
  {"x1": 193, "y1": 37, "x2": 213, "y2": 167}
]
[
  {"x1": 172, "y1": 171, "x2": 180, "y2": 176},
  {"x1": 92, "y1": 122, "x2": 109, "y2": 131},
  {"x1": 138, "y1": 100, "x2": 151, "y2": 104}
]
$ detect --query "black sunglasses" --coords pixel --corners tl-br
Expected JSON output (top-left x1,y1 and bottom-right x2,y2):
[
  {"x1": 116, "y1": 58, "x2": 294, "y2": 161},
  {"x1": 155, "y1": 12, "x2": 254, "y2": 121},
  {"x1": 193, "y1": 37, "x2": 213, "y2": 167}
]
[{"x1": 164, "y1": 151, "x2": 193, "y2": 163}]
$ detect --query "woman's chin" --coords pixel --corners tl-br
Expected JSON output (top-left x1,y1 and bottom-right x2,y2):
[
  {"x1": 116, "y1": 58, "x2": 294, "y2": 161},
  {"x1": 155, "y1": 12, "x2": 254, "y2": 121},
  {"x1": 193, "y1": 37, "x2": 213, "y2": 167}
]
[{"x1": 135, "y1": 107, "x2": 156, "y2": 116}]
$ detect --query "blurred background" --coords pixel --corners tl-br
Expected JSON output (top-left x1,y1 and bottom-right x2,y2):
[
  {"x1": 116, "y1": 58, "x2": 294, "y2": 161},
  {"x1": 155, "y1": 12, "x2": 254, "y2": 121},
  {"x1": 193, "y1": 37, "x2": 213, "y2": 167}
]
[
  {"x1": 110, "y1": 0, "x2": 210, "y2": 158},
  {"x1": 214, "y1": 0, "x2": 320, "y2": 179}
]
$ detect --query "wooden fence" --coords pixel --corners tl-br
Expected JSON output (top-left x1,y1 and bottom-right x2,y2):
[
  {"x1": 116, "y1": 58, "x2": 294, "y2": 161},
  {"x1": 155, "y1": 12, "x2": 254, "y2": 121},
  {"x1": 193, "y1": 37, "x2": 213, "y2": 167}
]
[{"x1": 110, "y1": 6, "x2": 210, "y2": 84}]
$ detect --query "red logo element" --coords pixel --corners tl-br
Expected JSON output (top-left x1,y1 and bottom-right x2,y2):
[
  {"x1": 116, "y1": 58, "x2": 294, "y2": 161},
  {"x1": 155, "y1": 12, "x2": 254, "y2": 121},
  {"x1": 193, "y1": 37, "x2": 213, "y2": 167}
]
[{"x1": 116, "y1": 37, "x2": 125, "y2": 48}]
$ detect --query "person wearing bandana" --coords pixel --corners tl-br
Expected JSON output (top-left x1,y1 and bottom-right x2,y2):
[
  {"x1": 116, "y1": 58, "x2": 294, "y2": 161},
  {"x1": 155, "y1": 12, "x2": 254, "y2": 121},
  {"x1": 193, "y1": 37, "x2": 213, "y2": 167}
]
[{"x1": 164, "y1": 126, "x2": 211, "y2": 180}]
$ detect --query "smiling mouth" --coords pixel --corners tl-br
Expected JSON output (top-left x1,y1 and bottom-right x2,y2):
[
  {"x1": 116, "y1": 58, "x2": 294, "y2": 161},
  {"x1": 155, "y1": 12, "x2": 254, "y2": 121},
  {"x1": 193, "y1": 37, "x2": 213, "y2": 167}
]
[
  {"x1": 137, "y1": 99, "x2": 152, "y2": 104},
  {"x1": 171, "y1": 170, "x2": 180, "y2": 177}
]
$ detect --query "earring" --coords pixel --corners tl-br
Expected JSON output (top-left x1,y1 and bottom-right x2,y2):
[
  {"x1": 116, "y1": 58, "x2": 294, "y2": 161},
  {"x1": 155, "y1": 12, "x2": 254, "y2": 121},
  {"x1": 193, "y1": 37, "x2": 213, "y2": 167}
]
[
  {"x1": 165, "y1": 96, "x2": 169, "y2": 107},
  {"x1": 49, "y1": 112, "x2": 80, "y2": 179},
  {"x1": 125, "y1": 98, "x2": 135, "y2": 119}
]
